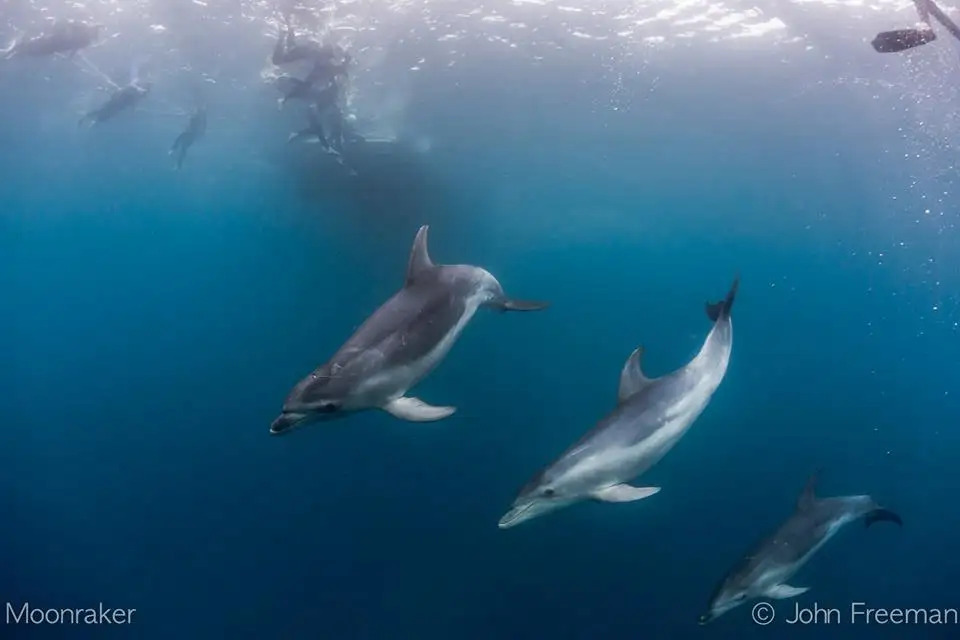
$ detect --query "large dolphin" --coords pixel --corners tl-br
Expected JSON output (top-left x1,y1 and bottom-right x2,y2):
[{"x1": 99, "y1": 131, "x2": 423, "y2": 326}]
[
  {"x1": 499, "y1": 277, "x2": 739, "y2": 529},
  {"x1": 2, "y1": 20, "x2": 102, "y2": 60},
  {"x1": 699, "y1": 472, "x2": 902, "y2": 624},
  {"x1": 270, "y1": 225, "x2": 548, "y2": 435}
]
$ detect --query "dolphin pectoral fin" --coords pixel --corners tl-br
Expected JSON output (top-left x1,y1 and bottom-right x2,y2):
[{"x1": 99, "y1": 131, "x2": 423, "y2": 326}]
[
  {"x1": 618, "y1": 346, "x2": 654, "y2": 403},
  {"x1": 865, "y1": 507, "x2": 903, "y2": 528},
  {"x1": 591, "y1": 484, "x2": 660, "y2": 503},
  {"x1": 488, "y1": 298, "x2": 550, "y2": 312},
  {"x1": 382, "y1": 397, "x2": 456, "y2": 422},
  {"x1": 763, "y1": 584, "x2": 809, "y2": 600}
]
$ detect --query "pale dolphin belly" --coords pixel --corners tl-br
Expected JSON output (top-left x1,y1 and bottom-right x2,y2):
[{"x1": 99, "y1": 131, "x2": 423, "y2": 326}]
[
  {"x1": 557, "y1": 347, "x2": 730, "y2": 495},
  {"x1": 593, "y1": 381, "x2": 714, "y2": 485},
  {"x1": 347, "y1": 295, "x2": 482, "y2": 408}
]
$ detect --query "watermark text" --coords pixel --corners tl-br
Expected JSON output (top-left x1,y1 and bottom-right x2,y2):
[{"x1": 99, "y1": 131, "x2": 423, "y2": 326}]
[
  {"x1": 6, "y1": 602, "x2": 136, "y2": 625},
  {"x1": 751, "y1": 601, "x2": 958, "y2": 626}
]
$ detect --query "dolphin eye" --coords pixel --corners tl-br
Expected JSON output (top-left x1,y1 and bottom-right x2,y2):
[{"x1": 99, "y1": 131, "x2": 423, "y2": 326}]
[
  {"x1": 318, "y1": 403, "x2": 340, "y2": 414},
  {"x1": 543, "y1": 488, "x2": 556, "y2": 497}
]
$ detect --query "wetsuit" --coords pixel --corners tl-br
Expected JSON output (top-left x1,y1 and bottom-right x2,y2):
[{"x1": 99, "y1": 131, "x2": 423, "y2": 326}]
[{"x1": 170, "y1": 107, "x2": 207, "y2": 170}]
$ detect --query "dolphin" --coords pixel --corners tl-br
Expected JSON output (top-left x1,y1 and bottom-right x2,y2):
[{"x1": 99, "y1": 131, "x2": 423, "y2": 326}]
[
  {"x1": 699, "y1": 471, "x2": 902, "y2": 624},
  {"x1": 78, "y1": 81, "x2": 151, "y2": 128},
  {"x1": 269, "y1": 225, "x2": 548, "y2": 435},
  {"x1": 498, "y1": 277, "x2": 739, "y2": 529},
  {"x1": 2, "y1": 20, "x2": 103, "y2": 60}
]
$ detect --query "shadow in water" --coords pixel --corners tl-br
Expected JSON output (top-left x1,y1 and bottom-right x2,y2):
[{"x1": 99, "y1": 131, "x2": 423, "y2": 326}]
[{"x1": 283, "y1": 140, "x2": 460, "y2": 235}]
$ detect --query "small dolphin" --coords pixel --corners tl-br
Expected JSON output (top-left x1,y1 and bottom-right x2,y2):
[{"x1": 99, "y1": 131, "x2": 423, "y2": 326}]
[
  {"x1": 78, "y1": 81, "x2": 151, "y2": 128},
  {"x1": 498, "y1": 277, "x2": 738, "y2": 529},
  {"x1": 269, "y1": 225, "x2": 548, "y2": 435},
  {"x1": 699, "y1": 471, "x2": 902, "y2": 625},
  {"x1": 2, "y1": 20, "x2": 103, "y2": 60}
]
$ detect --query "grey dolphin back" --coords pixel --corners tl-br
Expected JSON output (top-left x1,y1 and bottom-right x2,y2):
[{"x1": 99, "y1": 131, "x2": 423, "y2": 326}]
[
  {"x1": 706, "y1": 276, "x2": 740, "y2": 322},
  {"x1": 408, "y1": 225, "x2": 549, "y2": 311},
  {"x1": 799, "y1": 468, "x2": 903, "y2": 528}
]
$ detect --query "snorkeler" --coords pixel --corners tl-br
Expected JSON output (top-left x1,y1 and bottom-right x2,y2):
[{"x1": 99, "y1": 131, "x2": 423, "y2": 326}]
[
  {"x1": 271, "y1": 15, "x2": 342, "y2": 66},
  {"x1": 303, "y1": 50, "x2": 351, "y2": 87},
  {"x1": 871, "y1": 0, "x2": 960, "y2": 52},
  {"x1": 275, "y1": 61, "x2": 346, "y2": 109},
  {"x1": 287, "y1": 103, "x2": 357, "y2": 175},
  {"x1": 275, "y1": 73, "x2": 321, "y2": 109},
  {"x1": 78, "y1": 79, "x2": 152, "y2": 128},
  {"x1": 170, "y1": 106, "x2": 207, "y2": 170},
  {"x1": 287, "y1": 103, "x2": 331, "y2": 148},
  {"x1": 2, "y1": 19, "x2": 103, "y2": 60}
]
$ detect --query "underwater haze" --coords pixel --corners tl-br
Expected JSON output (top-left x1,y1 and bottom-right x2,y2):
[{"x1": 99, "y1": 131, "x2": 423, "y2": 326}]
[{"x1": 3, "y1": 0, "x2": 960, "y2": 638}]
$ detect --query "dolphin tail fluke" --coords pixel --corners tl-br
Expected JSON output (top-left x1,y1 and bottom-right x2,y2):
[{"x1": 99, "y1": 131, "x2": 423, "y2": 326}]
[
  {"x1": 706, "y1": 275, "x2": 740, "y2": 322},
  {"x1": 865, "y1": 507, "x2": 903, "y2": 528}
]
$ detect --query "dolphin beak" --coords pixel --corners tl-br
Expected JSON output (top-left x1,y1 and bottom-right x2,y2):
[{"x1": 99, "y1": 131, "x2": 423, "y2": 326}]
[
  {"x1": 270, "y1": 412, "x2": 306, "y2": 435},
  {"x1": 698, "y1": 613, "x2": 714, "y2": 626},
  {"x1": 498, "y1": 504, "x2": 531, "y2": 529}
]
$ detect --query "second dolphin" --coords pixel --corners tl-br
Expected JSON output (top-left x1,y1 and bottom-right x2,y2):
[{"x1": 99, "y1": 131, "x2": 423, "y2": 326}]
[{"x1": 499, "y1": 277, "x2": 739, "y2": 528}]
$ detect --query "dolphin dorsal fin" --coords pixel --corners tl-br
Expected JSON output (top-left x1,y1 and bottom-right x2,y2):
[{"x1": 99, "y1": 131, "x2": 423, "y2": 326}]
[
  {"x1": 618, "y1": 346, "x2": 654, "y2": 403},
  {"x1": 798, "y1": 469, "x2": 820, "y2": 510},
  {"x1": 405, "y1": 225, "x2": 434, "y2": 287}
]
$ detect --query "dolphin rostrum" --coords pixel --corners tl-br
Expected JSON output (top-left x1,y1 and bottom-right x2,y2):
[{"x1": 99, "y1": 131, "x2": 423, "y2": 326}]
[
  {"x1": 270, "y1": 225, "x2": 548, "y2": 435},
  {"x1": 699, "y1": 471, "x2": 902, "y2": 625},
  {"x1": 498, "y1": 277, "x2": 739, "y2": 529}
]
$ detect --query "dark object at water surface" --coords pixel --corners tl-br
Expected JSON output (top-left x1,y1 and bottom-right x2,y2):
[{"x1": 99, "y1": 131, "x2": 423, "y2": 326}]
[{"x1": 871, "y1": 28, "x2": 938, "y2": 53}]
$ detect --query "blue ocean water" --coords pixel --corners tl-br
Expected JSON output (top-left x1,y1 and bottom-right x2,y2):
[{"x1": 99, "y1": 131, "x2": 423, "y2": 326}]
[{"x1": 4, "y1": 1, "x2": 960, "y2": 638}]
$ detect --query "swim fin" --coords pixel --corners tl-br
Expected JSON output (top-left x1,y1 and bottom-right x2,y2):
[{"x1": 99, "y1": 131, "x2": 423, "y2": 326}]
[{"x1": 871, "y1": 28, "x2": 937, "y2": 53}]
